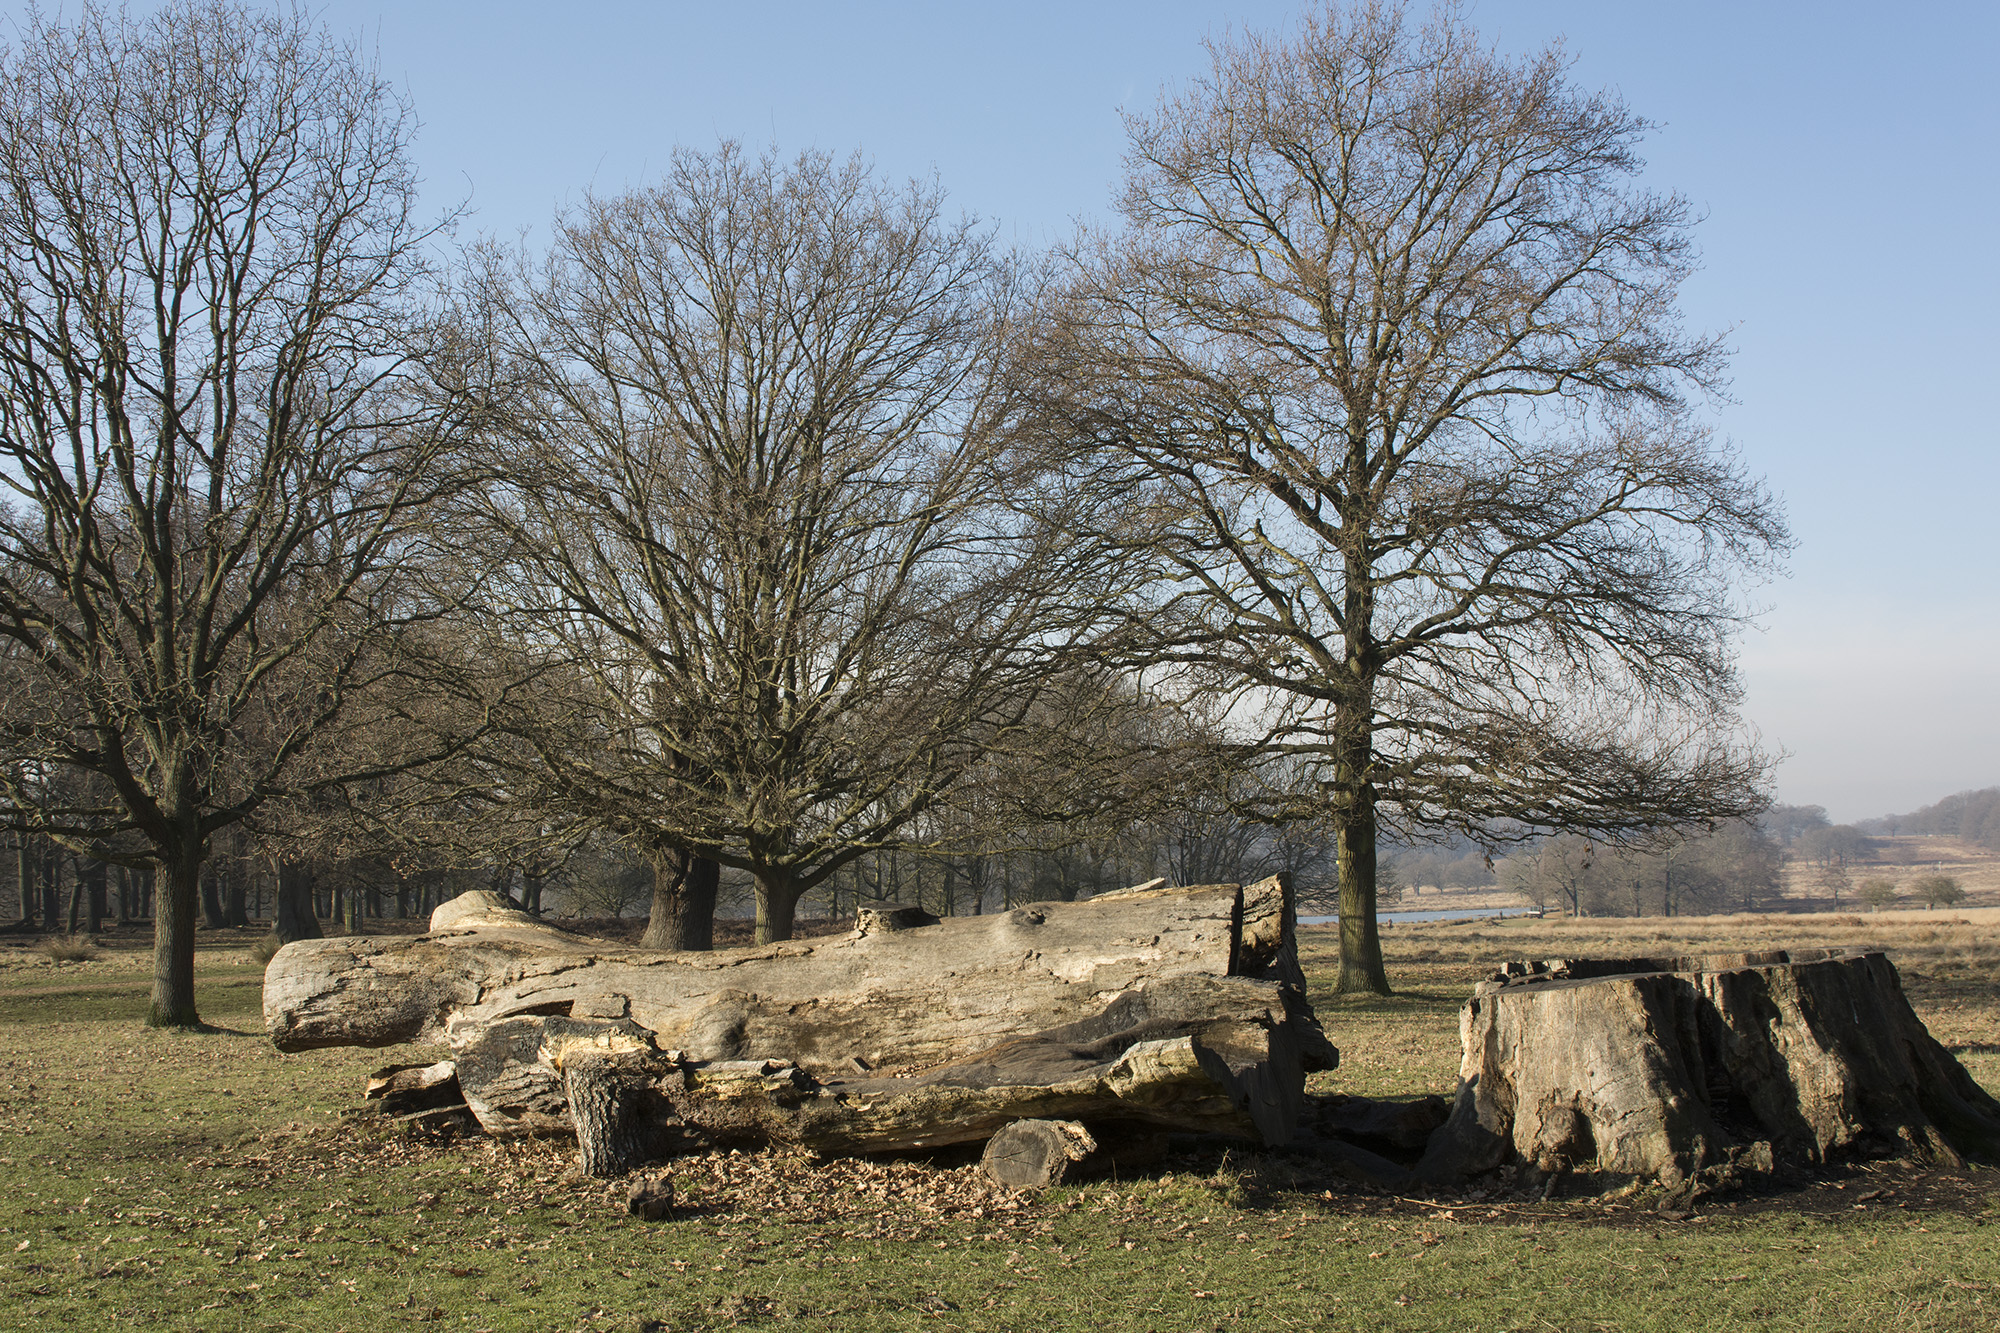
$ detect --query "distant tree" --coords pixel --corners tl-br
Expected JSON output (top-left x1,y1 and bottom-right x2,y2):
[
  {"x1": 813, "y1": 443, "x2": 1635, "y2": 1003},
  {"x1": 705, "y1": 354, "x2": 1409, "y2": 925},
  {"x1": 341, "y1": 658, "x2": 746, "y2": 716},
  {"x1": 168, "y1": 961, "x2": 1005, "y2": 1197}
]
[
  {"x1": 1857, "y1": 877, "x2": 1899, "y2": 911},
  {"x1": 1764, "y1": 804, "x2": 1831, "y2": 847},
  {"x1": 1031, "y1": 4, "x2": 1784, "y2": 992},
  {"x1": 1911, "y1": 874, "x2": 1966, "y2": 909},
  {"x1": 1799, "y1": 825, "x2": 1873, "y2": 870},
  {"x1": 1866, "y1": 788, "x2": 2000, "y2": 854},
  {"x1": 1499, "y1": 836, "x2": 1597, "y2": 918}
]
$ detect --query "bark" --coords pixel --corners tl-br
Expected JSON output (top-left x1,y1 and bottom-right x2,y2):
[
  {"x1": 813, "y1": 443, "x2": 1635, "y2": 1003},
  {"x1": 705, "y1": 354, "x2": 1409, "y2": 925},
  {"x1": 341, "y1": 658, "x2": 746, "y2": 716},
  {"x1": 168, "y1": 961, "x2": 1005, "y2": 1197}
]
[
  {"x1": 560, "y1": 1048, "x2": 665, "y2": 1177},
  {"x1": 14, "y1": 836, "x2": 32, "y2": 927},
  {"x1": 754, "y1": 865, "x2": 800, "y2": 945},
  {"x1": 39, "y1": 844, "x2": 60, "y2": 934},
  {"x1": 453, "y1": 973, "x2": 1314, "y2": 1155},
  {"x1": 225, "y1": 866, "x2": 251, "y2": 928},
  {"x1": 267, "y1": 877, "x2": 1320, "y2": 1065},
  {"x1": 148, "y1": 850, "x2": 202, "y2": 1028},
  {"x1": 271, "y1": 877, "x2": 1335, "y2": 1156},
  {"x1": 84, "y1": 860, "x2": 106, "y2": 934},
  {"x1": 201, "y1": 867, "x2": 229, "y2": 929},
  {"x1": 1415, "y1": 949, "x2": 2000, "y2": 1188},
  {"x1": 1332, "y1": 677, "x2": 1389, "y2": 995},
  {"x1": 626, "y1": 1173, "x2": 674, "y2": 1219},
  {"x1": 639, "y1": 849, "x2": 717, "y2": 952},
  {"x1": 364, "y1": 1061, "x2": 463, "y2": 1115},
  {"x1": 274, "y1": 861, "x2": 322, "y2": 944}
]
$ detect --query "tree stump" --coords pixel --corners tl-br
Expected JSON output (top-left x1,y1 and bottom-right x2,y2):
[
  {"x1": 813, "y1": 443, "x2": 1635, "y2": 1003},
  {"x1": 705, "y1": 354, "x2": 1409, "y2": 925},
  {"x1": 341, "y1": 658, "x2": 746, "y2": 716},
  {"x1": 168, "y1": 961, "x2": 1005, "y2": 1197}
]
[
  {"x1": 559, "y1": 1051, "x2": 666, "y2": 1177},
  {"x1": 1415, "y1": 949, "x2": 2000, "y2": 1188},
  {"x1": 981, "y1": 1119, "x2": 1098, "y2": 1189}
]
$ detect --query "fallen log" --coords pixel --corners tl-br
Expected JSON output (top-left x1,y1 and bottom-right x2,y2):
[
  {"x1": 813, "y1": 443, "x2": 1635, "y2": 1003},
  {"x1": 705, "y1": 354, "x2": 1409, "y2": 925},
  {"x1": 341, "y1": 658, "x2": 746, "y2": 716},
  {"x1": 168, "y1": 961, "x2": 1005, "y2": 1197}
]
[
  {"x1": 1415, "y1": 948, "x2": 2000, "y2": 1189},
  {"x1": 267, "y1": 877, "x2": 1335, "y2": 1163},
  {"x1": 981, "y1": 1119, "x2": 1097, "y2": 1189},
  {"x1": 265, "y1": 877, "x2": 1320, "y2": 1066}
]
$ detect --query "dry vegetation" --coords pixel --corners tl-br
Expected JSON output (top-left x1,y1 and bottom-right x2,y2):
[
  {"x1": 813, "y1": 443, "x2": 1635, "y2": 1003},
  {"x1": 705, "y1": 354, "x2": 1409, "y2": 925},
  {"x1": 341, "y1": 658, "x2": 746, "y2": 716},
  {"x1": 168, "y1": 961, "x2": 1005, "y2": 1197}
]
[{"x1": 1299, "y1": 909, "x2": 2000, "y2": 1108}]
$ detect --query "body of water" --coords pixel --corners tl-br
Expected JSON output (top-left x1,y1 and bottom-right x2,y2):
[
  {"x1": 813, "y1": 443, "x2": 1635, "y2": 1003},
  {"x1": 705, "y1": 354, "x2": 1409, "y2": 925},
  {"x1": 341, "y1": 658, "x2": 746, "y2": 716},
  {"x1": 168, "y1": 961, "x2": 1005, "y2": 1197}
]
[{"x1": 1299, "y1": 907, "x2": 1541, "y2": 925}]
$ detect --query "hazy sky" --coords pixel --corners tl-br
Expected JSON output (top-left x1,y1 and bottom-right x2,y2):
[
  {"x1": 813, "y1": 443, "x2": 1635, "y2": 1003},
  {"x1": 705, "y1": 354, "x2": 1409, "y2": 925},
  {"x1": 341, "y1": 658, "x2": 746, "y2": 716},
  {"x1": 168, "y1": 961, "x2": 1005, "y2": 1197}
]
[{"x1": 21, "y1": 1, "x2": 1997, "y2": 822}]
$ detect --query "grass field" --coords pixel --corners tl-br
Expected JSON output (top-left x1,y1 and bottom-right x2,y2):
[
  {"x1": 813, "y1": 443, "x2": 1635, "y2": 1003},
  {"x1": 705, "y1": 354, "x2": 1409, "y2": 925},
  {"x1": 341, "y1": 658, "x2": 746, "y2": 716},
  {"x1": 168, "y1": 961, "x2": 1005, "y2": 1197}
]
[{"x1": 0, "y1": 912, "x2": 1994, "y2": 1333}]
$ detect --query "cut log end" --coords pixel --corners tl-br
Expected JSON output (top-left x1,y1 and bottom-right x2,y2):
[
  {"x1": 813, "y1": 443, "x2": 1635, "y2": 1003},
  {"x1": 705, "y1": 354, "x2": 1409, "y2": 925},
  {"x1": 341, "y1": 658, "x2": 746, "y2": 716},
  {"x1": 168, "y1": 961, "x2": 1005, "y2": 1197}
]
[
  {"x1": 626, "y1": 1172, "x2": 674, "y2": 1220},
  {"x1": 981, "y1": 1119, "x2": 1097, "y2": 1190}
]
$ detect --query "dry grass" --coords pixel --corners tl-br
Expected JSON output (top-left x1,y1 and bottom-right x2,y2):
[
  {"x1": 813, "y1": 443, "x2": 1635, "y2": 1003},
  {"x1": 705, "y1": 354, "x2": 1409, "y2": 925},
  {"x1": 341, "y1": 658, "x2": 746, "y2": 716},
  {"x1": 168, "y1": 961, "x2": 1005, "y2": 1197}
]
[
  {"x1": 1300, "y1": 908, "x2": 2000, "y2": 1104},
  {"x1": 35, "y1": 935, "x2": 102, "y2": 964}
]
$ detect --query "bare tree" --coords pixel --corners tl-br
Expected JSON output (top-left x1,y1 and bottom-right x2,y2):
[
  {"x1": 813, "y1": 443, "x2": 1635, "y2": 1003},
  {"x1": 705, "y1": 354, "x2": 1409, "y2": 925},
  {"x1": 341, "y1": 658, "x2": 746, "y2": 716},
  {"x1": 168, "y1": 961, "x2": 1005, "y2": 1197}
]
[
  {"x1": 465, "y1": 146, "x2": 1106, "y2": 943},
  {"x1": 1032, "y1": 3, "x2": 1786, "y2": 991},
  {"x1": 1500, "y1": 835, "x2": 1595, "y2": 918},
  {"x1": 0, "y1": 3, "x2": 468, "y2": 1024}
]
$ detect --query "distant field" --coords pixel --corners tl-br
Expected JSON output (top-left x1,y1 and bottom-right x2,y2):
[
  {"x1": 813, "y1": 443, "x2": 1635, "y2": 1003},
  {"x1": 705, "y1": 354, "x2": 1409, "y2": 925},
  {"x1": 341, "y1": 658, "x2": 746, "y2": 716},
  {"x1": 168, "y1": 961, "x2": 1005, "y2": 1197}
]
[{"x1": 0, "y1": 914, "x2": 1992, "y2": 1332}]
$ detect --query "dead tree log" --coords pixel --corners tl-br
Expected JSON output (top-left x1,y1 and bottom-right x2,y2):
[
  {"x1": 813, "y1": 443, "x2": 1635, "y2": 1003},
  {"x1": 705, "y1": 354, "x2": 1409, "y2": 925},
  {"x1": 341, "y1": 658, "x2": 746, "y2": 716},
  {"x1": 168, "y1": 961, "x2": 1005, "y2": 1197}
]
[
  {"x1": 981, "y1": 1120, "x2": 1097, "y2": 1189},
  {"x1": 1416, "y1": 949, "x2": 2000, "y2": 1189},
  {"x1": 272, "y1": 878, "x2": 1334, "y2": 1159},
  {"x1": 449, "y1": 970, "x2": 1315, "y2": 1152}
]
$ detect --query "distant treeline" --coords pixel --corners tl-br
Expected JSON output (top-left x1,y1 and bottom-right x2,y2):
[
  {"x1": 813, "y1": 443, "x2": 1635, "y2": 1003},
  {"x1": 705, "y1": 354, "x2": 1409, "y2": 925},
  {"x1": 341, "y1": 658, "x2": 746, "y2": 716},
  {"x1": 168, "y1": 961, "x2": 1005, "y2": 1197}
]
[{"x1": 1860, "y1": 788, "x2": 2000, "y2": 854}]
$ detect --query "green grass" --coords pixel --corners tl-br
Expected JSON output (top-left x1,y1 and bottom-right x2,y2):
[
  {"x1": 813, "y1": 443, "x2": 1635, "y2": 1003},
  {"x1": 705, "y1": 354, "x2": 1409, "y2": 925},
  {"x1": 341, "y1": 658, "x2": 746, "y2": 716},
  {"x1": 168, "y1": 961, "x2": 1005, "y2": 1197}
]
[{"x1": 0, "y1": 924, "x2": 1994, "y2": 1331}]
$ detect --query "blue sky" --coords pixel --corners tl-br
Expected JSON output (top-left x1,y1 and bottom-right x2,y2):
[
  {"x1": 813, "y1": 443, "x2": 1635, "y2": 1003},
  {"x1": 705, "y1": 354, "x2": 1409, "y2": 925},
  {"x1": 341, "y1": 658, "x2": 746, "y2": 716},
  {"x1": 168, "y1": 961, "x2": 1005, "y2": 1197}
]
[{"x1": 26, "y1": 1, "x2": 2000, "y2": 821}]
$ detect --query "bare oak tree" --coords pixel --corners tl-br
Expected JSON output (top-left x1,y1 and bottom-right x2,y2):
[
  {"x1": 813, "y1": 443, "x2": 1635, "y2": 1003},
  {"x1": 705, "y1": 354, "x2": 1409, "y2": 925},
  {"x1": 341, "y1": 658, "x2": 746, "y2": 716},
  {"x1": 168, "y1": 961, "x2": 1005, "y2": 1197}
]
[
  {"x1": 0, "y1": 3, "x2": 467, "y2": 1024},
  {"x1": 466, "y1": 146, "x2": 1104, "y2": 943},
  {"x1": 1033, "y1": 3, "x2": 1787, "y2": 991}
]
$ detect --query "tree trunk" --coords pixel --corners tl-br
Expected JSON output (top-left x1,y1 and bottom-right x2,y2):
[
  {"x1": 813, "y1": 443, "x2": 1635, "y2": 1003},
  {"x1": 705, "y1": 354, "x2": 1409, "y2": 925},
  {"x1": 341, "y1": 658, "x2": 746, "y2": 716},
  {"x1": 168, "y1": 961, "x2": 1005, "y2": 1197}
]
[
  {"x1": 980, "y1": 1119, "x2": 1097, "y2": 1189},
  {"x1": 225, "y1": 864, "x2": 250, "y2": 927},
  {"x1": 274, "y1": 861, "x2": 323, "y2": 945},
  {"x1": 40, "y1": 844, "x2": 61, "y2": 933},
  {"x1": 559, "y1": 1049, "x2": 665, "y2": 1177},
  {"x1": 1333, "y1": 752, "x2": 1388, "y2": 994},
  {"x1": 200, "y1": 866, "x2": 229, "y2": 929},
  {"x1": 754, "y1": 864, "x2": 799, "y2": 945},
  {"x1": 148, "y1": 850, "x2": 202, "y2": 1028},
  {"x1": 84, "y1": 859, "x2": 106, "y2": 934},
  {"x1": 640, "y1": 849, "x2": 717, "y2": 951},
  {"x1": 14, "y1": 836, "x2": 32, "y2": 928},
  {"x1": 451, "y1": 969, "x2": 1320, "y2": 1156},
  {"x1": 65, "y1": 858, "x2": 83, "y2": 934},
  {"x1": 1415, "y1": 949, "x2": 2000, "y2": 1190}
]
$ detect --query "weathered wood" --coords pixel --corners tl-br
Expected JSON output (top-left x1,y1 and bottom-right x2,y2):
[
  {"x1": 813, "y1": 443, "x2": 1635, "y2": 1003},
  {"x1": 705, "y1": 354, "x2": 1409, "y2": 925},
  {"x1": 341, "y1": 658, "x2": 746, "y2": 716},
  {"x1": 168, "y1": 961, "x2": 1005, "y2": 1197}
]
[
  {"x1": 264, "y1": 877, "x2": 1328, "y2": 1076},
  {"x1": 562, "y1": 1048, "x2": 667, "y2": 1177},
  {"x1": 364, "y1": 1061, "x2": 462, "y2": 1116},
  {"x1": 626, "y1": 1172, "x2": 674, "y2": 1219},
  {"x1": 981, "y1": 1119, "x2": 1097, "y2": 1189},
  {"x1": 1415, "y1": 948, "x2": 2000, "y2": 1188},
  {"x1": 450, "y1": 971, "x2": 1318, "y2": 1152},
  {"x1": 268, "y1": 877, "x2": 1335, "y2": 1157}
]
